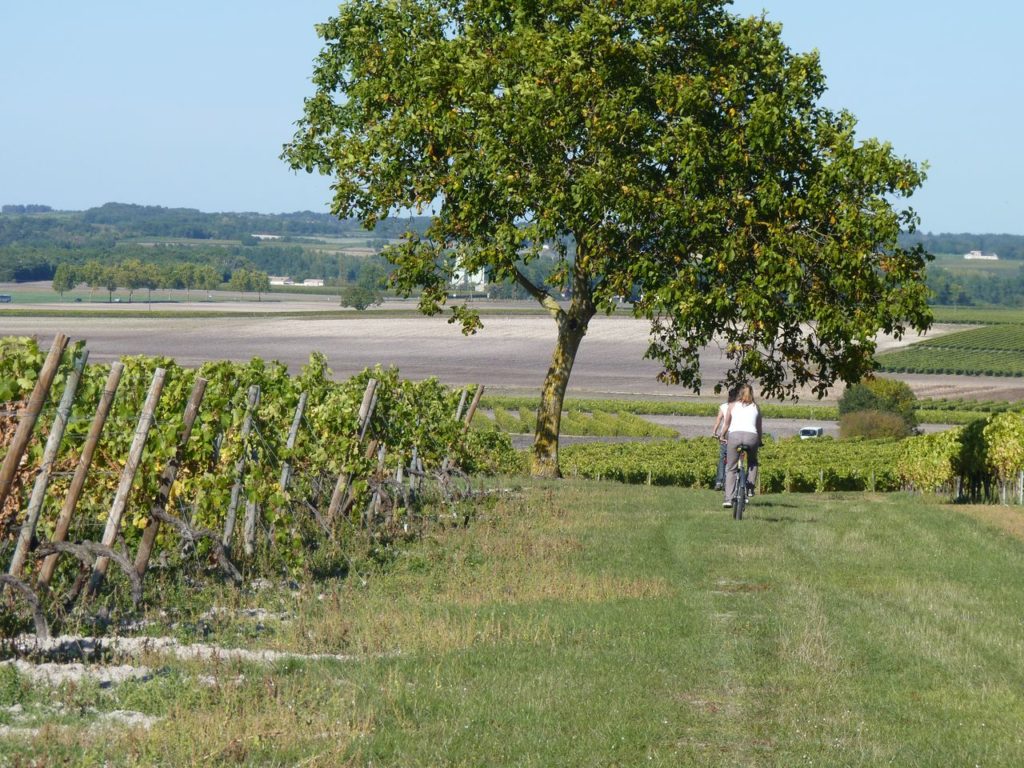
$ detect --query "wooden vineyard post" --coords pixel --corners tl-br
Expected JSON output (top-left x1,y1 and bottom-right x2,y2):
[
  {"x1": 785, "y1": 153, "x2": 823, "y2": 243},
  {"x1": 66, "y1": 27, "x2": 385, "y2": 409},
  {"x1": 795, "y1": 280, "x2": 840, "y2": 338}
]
[
  {"x1": 443, "y1": 384, "x2": 484, "y2": 471},
  {"x1": 87, "y1": 367, "x2": 166, "y2": 595},
  {"x1": 365, "y1": 443, "x2": 387, "y2": 527},
  {"x1": 222, "y1": 385, "x2": 260, "y2": 553},
  {"x1": 360, "y1": 385, "x2": 379, "y2": 441},
  {"x1": 409, "y1": 445, "x2": 420, "y2": 494},
  {"x1": 134, "y1": 377, "x2": 208, "y2": 578},
  {"x1": 0, "y1": 333, "x2": 69, "y2": 512},
  {"x1": 241, "y1": 391, "x2": 309, "y2": 557},
  {"x1": 242, "y1": 498, "x2": 259, "y2": 556},
  {"x1": 279, "y1": 391, "x2": 307, "y2": 491},
  {"x1": 6, "y1": 349, "x2": 89, "y2": 583},
  {"x1": 37, "y1": 362, "x2": 124, "y2": 589},
  {"x1": 462, "y1": 385, "x2": 484, "y2": 431},
  {"x1": 326, "y1": 378, "x2": 378, "y2": 522},
  {"x1": 454, "y1": 388, "x2": 469, "y2": 422}
]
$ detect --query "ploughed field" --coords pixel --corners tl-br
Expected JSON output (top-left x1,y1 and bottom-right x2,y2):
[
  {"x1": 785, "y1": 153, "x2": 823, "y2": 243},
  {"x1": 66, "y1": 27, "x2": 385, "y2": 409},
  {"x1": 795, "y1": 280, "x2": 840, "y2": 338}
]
[{"x1": 2, "y1": 311, "x2": 1012, "y2": 401}]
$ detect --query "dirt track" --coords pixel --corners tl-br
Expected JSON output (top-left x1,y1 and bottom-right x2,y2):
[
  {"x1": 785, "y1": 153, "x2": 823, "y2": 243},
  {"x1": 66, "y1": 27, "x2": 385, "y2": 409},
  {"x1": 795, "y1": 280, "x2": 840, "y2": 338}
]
[{"x1": 0, "y1": 308, "x2": 1017, "y2": 402}]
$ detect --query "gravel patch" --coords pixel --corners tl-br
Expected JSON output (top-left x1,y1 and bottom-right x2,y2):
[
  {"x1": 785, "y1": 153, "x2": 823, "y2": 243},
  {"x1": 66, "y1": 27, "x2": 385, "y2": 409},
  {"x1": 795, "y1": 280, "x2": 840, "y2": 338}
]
[
  {"x1": 1, "y1": 658, "x2": 152, "y2": 687},
  {"x1": 0, "y1": 723, "x2": 41, "y2": 739},
  {"x1": 8, "y1": 634, "x2": 376, "y2": 669},
  {"x1": 92, "y1": 710, "x2": 160, "y2": 730}
]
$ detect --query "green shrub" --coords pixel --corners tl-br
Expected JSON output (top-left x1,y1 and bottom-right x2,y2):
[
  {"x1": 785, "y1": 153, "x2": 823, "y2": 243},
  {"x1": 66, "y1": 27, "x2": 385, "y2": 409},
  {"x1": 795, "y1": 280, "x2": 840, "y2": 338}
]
[
  {"x1": 839, "y1": 410, "x2": 912, "y2": 439},
  {"x1": 839, "y1": 377, "x2": 918, "y2": 428}
]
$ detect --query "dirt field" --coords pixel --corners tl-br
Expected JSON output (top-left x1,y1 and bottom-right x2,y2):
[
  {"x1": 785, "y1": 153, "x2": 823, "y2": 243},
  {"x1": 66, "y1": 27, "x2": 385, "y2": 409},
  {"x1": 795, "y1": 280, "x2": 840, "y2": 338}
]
[{"x1": 1, "y1": 305, "x2": 1014, "y2": 403}]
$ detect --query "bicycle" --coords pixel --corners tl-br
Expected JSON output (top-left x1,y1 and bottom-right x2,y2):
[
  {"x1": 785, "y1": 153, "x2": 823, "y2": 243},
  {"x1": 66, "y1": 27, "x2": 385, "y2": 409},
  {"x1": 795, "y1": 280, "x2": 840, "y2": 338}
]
[{"x1": 730, "y1": 442, "x2": 755, "y2": 521}]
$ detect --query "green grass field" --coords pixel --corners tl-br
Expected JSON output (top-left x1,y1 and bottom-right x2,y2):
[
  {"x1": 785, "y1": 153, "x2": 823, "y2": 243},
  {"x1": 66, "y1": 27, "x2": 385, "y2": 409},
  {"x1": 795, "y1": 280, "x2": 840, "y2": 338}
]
[{"x1": 3, "y1": 481, "x2": 1023, "y2": 765}]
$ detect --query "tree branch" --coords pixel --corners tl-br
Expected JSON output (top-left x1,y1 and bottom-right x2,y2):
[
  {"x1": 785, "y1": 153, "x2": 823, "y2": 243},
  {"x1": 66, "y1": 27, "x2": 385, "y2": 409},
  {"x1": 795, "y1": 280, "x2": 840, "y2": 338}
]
[{"x1": 514, "y1": 267, "x2": 563, "y2": 318}]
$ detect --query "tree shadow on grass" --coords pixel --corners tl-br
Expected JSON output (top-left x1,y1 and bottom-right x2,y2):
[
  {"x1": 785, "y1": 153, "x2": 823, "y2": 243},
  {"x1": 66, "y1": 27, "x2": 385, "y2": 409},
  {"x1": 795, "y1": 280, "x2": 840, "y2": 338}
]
[
  {"x1": 746, "y1": 499, "x2": 818, "y2": 523},
  {"x1": 751, "y1": 514, "x2": 818, "y2": 524}
]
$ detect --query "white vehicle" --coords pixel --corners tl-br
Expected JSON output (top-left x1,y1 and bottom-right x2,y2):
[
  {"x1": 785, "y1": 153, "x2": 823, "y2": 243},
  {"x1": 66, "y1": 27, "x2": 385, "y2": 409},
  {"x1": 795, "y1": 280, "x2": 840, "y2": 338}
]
[{"x1": 799, "y1": 426, "x2": 824, "y2": 439}]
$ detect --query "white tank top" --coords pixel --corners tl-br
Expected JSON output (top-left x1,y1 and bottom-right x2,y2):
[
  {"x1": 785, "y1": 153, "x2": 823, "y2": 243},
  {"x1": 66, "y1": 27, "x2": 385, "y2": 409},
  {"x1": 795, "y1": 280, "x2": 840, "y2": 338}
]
[{"x1": 728, "y1": 402, "x2": 759, "y2": 434}]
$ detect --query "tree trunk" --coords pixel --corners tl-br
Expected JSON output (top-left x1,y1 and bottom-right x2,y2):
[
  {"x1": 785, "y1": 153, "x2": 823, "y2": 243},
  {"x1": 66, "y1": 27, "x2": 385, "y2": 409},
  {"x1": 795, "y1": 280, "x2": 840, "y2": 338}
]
[
  {"x1": 515, "y1": 240, "x2": 597, "y2": 479},
  {"x1": 531, "y1": 312, "x2": 589, "y2": 478}
]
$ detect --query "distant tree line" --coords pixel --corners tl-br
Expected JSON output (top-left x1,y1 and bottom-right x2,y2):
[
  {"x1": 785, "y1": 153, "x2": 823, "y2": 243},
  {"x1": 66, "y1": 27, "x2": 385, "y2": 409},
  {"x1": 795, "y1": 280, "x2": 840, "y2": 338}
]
[
  {"x1": 926, "y1": 264, "x2": 1024, "y2": 307},
  {"x1": 51, "y1": 259, "x2": 270, "y2": 302},
  {"x1": 0, "y1": 241, "x2": 396, "y2": 285},
  {"x1": 0, "y1": 202, "x2": 429, "y2": 245}
]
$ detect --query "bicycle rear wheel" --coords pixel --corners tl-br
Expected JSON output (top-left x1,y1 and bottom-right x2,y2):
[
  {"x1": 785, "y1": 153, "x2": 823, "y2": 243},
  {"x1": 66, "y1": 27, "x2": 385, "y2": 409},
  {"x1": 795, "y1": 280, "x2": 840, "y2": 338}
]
[{"x1": 733, "y1": 463, "x2": 747, "y2": 520}]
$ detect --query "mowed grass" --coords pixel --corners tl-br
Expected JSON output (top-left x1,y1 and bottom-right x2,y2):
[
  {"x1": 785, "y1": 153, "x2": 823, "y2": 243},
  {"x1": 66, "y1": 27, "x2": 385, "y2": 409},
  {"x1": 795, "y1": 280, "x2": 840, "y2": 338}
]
[{"x1": 3, "y1": 483, "x2": 1024, "y2": 766}]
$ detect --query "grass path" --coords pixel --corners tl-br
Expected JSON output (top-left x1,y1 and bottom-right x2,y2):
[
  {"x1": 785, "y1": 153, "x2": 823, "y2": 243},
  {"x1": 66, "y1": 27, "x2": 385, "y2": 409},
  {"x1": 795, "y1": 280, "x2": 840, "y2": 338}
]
[{"x1": 3, "y1": 484, "x2": 1024, "y2": 765}]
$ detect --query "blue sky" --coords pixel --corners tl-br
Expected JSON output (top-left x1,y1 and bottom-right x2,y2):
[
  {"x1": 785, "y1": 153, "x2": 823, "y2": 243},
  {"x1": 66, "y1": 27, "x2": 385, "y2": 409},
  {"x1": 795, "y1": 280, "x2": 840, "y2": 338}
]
[{"x1": 2, "y1": 1, "x2": 1021, "y2": 233}]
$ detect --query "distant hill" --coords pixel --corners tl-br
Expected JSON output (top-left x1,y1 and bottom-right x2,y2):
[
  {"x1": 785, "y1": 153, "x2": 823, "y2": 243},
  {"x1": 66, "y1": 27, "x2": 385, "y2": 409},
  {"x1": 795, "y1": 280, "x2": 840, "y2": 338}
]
[
  {"x1": 0, "y1": 202, "x2": 429, "y2": 246},
  {"x1": 4, "y1": 204, "x2": 1024, "y2": 307},
  {"x1": 0, "y1": 203, "x2": 431, "y2": 282}
]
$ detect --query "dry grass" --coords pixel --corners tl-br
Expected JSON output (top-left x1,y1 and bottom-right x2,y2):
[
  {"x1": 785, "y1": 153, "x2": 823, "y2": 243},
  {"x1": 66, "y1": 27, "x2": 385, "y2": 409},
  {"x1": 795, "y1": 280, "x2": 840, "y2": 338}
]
[
  {"x1": 276, "y1": 490, "x2": 673, "y2": 657},
  {"x1": 957, "y1": 502, "x2": 1024, "y2": 540}
]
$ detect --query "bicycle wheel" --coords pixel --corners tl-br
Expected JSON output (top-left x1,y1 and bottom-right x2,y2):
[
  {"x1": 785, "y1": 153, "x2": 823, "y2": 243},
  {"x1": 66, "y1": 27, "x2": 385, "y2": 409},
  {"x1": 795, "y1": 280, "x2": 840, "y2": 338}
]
[{"x1": 733, "y1": 463, "x2": 747, "y2": 520}]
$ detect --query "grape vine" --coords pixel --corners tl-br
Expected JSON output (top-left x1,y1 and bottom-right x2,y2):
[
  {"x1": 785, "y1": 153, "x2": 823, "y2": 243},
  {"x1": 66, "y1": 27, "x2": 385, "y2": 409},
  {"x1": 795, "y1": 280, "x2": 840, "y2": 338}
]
[{"x1": 0, "y1": 337, "x2": 514, "y2": 615}]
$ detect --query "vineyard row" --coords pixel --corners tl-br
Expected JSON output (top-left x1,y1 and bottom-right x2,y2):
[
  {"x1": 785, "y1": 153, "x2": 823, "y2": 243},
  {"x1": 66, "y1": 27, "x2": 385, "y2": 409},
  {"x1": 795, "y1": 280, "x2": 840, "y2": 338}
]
[
  {"x1": 560, "y1": 412, "x2": 1024, "y2": 504},
  {"x1": 876, "y1": 348, "x2": 1024, "y2": 377},
  {"x1": 0, "y1": 335, "x2": 512, "y2": 638}
]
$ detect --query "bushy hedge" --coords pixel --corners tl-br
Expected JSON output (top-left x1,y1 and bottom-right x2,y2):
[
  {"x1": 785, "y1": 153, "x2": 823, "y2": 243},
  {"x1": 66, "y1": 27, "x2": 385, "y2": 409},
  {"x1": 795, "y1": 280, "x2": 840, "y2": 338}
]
[{"x1": 839, "y1": 410, "x2": 913, "y2": 439}]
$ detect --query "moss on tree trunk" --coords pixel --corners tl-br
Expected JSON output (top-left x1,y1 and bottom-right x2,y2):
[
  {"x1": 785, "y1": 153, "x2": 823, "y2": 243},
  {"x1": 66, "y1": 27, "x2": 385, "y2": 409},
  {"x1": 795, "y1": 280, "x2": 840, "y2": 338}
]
[{"x1": 531, "y1": 311, "x2": 590, "y2": 478}]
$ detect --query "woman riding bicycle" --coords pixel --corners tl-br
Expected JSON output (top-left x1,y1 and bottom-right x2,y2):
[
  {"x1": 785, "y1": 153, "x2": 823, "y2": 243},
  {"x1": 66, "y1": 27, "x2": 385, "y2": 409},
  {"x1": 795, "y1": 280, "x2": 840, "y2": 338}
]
[{"x1": 720, "y1": 384, "x2": 762, "y2": 508}]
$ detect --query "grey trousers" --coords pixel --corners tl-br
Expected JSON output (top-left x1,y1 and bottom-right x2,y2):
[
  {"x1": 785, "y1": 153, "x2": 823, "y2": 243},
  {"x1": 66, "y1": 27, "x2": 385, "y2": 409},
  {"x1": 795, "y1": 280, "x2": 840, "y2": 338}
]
[{"x1": 724, "y1": 431, "x2": 759, "y2": 502}]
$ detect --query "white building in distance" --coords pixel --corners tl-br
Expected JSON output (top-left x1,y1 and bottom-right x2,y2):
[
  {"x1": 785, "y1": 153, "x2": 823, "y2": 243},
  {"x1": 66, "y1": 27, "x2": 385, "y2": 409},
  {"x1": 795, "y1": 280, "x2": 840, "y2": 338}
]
[
  {"x1": 452, "y1": 266, "x2": 488, "y2": 292},
  {"x1": 964, "y1": 250, "x2": 999, "y2": 260}
]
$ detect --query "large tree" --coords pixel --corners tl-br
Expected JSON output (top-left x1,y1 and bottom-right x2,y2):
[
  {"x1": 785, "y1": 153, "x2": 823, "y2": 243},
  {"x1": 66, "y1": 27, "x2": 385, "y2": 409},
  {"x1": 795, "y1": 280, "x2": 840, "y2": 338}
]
[{"x1": 283, "y1": 0, "x2": 932, "y2": 477}]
